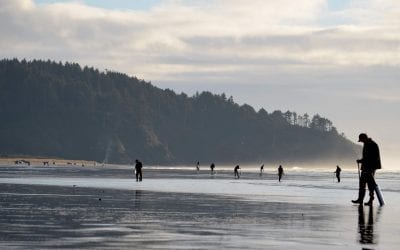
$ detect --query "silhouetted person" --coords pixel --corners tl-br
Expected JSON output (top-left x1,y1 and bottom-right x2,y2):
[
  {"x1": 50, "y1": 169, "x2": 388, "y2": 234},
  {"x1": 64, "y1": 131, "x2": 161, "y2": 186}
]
[
  {"x1": 278, "y1": 165, "x2": 284, "y2": 182},
  {"x1": 352, "y1": 133, "x2": 381, "y2": 206},
  {"x1": 358, "y1": 204, "x2": 375, "y2": 244},
  {"x1": 196, "y1": 161, "x2": 200, "y2": 171},
  {"x1": 260, "y1": 164, "x2": 264, "y2": 176},
  {"x1": 210, "y1": 163, "x2": 215, "y2": 175},
  {"x1": 234, "y1": 165, "x2": 240, "y2": 179},
  {"x1": 135, "y1": 159, "x2": 143, "y2": 182},
  {"x1": 335, "y1": 165, "x2": 342, "y2": 182}
]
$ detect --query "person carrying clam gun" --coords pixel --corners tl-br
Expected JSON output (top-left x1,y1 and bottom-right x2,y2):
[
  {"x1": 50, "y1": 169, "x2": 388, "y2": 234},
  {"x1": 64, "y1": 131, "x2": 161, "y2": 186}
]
[
  {"x1": 278, "y1": 165, "x2": 284, "y2": 182},
  {"x1": 135, "y1": 159, "x2": 143, "y2": 182},
  {"x1": 210, "y1": 163, "x2": 215, "y2": 175},
  {"x1": 234, "y1": 165, "x2": 240, "y2": 179},
  {"x1": 334, "y1": 165, "x2": 341, "y2": 182},
  {"x1": 352, "y1": 133, "x2": 382, "y2": 206},
  {"x1": 260, "y1": 164, "x2": 264, "y2": 176}
]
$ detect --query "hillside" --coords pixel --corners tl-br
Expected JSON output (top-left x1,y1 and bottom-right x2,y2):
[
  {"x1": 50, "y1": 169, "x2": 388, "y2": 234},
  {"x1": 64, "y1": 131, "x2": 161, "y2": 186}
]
[{"x1": 0, "y1": 59, "x2": 360, "y2": 165}]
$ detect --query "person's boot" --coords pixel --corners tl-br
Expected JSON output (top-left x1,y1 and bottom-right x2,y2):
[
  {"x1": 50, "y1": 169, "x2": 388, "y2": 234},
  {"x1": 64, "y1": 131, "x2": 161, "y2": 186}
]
[
  {"x1": 353, "y1": 189, "x2": 366, "y2": 204},
  {"x1": 351, "y1": 199, "x2": 362, "y2": 204},
  {"x1": 364, "y1": 198, "x2": 374, "y2": 206}
]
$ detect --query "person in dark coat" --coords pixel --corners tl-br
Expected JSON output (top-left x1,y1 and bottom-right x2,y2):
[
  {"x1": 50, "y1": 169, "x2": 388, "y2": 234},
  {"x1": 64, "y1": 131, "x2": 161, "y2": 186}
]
[
  {"x1": 260, "y1": 164, "x2": 264, "y2": 176},
  {"x1": 352, "y1": 133, "x2": 381, "y2": 206},
  {"x1": 335, "y1": 165, "x2": 342, "y2": 182},
  {"x1": 234, "y1": 165, "x2": 240, "y2": 179},
  {"x1": 210, "y1": 163, "x2": 215, "y2": 175},
  {"x1": 278, "y1": 165, "x2": 284, "y2": 182},
  {"x1": 135, "y1": 159, "x2": 143, "y2": 182}
]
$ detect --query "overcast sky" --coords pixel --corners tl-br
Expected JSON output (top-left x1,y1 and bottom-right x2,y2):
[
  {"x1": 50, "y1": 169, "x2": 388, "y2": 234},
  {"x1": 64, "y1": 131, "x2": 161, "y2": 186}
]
[{"x1": 1, "y1": 0, "x2": 399, "y2": 168}]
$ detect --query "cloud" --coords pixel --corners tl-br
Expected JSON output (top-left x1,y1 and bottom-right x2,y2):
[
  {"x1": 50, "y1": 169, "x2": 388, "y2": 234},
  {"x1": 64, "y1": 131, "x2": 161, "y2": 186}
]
[
  {"x1": 1, "y1": 0, "x2": 399, "y2": 97},
  {"x1": 0, "y1": 0, "x2": 400, "y2": 165},
  {"x1": 1, "y1": 0, "x2": 399, "y2": 77}
]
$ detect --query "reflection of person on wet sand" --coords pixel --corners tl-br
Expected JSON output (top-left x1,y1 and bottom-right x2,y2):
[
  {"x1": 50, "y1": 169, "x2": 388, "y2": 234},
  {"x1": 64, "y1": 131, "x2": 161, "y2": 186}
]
[
  {"x1": 134, "y1": 190, "x2": 142, "y2": 208},
  {"x1": 210, "y1": 163, "x2": 215, "y2": 175},
  {"x1": 135, "y1": 159, "x2": 143, "y2": 182},
  {"x1": 358, "y1": 204, "x2": 375, "y2": 244},
  {"x1": 334, "y1": 165, "x2": 341, "y2": 182},
  {"x1": 278, "y1": 165, "x2": 284, "y2": 182},
  {"x1": 234, "y1": 165, "x2": 240, "y2": 179}
]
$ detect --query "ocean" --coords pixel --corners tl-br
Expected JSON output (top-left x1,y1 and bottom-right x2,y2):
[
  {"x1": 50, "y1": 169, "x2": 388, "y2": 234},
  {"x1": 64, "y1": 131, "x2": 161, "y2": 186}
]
[{"x1": 0, "y1": 164, "x2": 399, "y2": 249}]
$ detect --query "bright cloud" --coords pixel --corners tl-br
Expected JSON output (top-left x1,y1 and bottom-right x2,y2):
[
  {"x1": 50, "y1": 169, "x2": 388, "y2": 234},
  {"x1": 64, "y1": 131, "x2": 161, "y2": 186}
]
[{"x1": 1, "y1": 0, "x2": 399, "y2": 76}]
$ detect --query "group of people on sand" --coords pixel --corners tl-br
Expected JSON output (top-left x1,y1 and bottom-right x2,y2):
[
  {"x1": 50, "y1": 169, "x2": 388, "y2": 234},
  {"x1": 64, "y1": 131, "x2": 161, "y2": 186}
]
[
  {"x1": 199, "y1": 162, "x2": 286, "y2": 182},
  {"x1": 133, "y1": 133, "x2": 382, "y2": 206}
]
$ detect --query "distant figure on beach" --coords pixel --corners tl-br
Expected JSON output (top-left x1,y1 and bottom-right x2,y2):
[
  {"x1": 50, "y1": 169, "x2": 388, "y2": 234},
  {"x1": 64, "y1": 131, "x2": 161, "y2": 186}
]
[
  {"x1": 234, "y1": 165, "x2": 240, "y2": 179},
  {"x1": 260, "y1": 164, "x2": 264, "y2": 176},
  {"x1": 196, "y1": 161, "x2": 200, "y2": 171},
  {"x1": 335, "y1": 165, "x2": 342, "y2": 182},
  {"x1": 352, "y1": 133, "x2": 381, "y2": 206},
  {"x1": 135, "y1": 159, "x2": 143, "y2": 182},
  {"x1": 278, "y1": 165, "x2": 284, "y2": 182},
  {"x1": 210, "y1": 163, "x2": 215, "y2": 175}
]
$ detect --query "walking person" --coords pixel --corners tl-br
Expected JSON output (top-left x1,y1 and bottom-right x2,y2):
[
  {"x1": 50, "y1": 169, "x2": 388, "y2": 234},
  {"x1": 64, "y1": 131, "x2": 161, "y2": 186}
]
[
  {"x1": 234, "y1": 165, "x2": 240, "y2": 179},
  {"x1": 352, "y1": 133, "x2": 381, "y2": 206},
  {"x1": 210, "y1": 163, "x2": 215, "y2": 175},
  {"x1": 135, "y1": 159, "x2": 143, "y2": 182},
  {"x1": 278, "y1": 165, "x2": 284, "y2": 182},
  {"x1": 260, "y1": 164, "x2": 264, "y2": 176},
  {"x1": 196, "y1": 161, "x2": 200, "y2": 171},
  {"x1": 335, "y1": 165, "x2": 342, "y2": 182}
]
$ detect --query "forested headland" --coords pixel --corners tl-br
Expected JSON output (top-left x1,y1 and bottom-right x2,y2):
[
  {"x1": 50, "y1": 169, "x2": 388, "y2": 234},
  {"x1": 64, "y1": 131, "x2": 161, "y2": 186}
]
[{"x1": 0, "y1": 59, "x2": 360, "y2": 165}]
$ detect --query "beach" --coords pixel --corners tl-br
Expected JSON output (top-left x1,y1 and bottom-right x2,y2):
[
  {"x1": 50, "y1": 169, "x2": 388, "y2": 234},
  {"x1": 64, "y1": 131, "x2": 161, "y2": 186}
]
[{"x1": 1, "y1": 164, "x2": 400, "y2": 249}]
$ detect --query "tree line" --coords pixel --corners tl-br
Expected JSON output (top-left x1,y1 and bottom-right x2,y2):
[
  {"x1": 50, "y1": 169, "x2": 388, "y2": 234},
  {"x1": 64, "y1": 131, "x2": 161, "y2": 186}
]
[{"x1": 0, "y1": 58, "x2": 360, "y2": 164}]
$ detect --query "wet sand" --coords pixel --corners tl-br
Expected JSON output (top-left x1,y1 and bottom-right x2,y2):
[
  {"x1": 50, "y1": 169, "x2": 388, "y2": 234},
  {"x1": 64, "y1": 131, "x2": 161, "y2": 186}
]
[{"x1": 1, "y1": 165, "x2": 400, "y2": 249}]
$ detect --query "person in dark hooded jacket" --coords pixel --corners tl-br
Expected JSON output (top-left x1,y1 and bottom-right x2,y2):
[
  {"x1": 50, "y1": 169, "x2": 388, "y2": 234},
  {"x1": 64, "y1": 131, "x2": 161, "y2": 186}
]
[{"x1": 352, "y1": 133, "x2": 381, "y2": 206}]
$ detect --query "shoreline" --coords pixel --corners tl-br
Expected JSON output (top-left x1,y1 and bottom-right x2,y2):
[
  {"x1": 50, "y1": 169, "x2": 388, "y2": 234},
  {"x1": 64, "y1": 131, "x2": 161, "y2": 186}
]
[{"x1": 0, "y1": 156, "x2": 98, "y2": 167}]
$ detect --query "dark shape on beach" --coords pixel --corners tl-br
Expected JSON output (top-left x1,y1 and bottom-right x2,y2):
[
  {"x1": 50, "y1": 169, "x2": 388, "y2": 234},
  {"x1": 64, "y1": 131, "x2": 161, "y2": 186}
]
[
  {"x1": 260, "y1": 164, "x2": 264, "y2": 176},
  {"x1": 358, "y1": 204, "x2": 375, "y2": 245},
  {"x1": 278, "y1": 165, "x2": 284, "y2": 182},
  {"x1": 352, "y1": 133, "x2": 381, "y2": 206},
  {"x1": 196, "y1": 161, "x2": 200, "y2": 171},
  {"x1": 0, "y1": 59, "x2": 361, "y2": 164},
  {"x1": 210, "y1": 163, "x2": 215, "y2": 175},
  {"x1": 335, "y1": 165, "x2": 341, "y2": 182},
  {"x1": 234, "y1": 165, "x2": 240, "y2": 179},
  {"x1": 135, "y1": 159, "x2": 143, "y2": 182},
  {"x1": 14, "y1": 160, "x2": 30, "y2": 165},
  {"x1": 134, "y1": 190, "x2": 142, "y2": 208}
]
